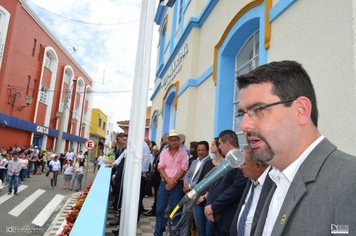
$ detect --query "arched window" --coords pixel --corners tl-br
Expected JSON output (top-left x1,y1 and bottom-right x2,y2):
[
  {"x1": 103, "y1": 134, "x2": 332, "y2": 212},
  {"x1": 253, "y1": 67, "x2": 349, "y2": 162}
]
[
  {"x1": 233, "y1": 31, "x2": 259, "y2": 144},
  {"x1": 64, "y1": 68, "x2": 73, "y2": 84},
  {"x1": 44, "y1": 51, "x2": 54, "y2": 71}
]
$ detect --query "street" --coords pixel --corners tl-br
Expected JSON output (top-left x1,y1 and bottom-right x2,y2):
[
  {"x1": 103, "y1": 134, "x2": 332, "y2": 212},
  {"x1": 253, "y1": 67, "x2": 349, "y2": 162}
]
[{"x1": 0, "y1": 168, "x2": 96, "y2": 236}]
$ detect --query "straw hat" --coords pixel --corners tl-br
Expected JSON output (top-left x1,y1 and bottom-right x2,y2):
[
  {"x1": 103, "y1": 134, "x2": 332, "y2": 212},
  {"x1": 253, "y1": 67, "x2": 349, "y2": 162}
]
[{"x1": 168, "y1": 129, "x2": 185, "y2": 142}]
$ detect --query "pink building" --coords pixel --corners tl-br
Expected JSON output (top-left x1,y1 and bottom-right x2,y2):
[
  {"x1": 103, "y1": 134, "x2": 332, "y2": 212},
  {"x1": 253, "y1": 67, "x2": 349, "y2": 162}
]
[{"x1": 0, "y1": 0, "x2": 92, "y2": 153}]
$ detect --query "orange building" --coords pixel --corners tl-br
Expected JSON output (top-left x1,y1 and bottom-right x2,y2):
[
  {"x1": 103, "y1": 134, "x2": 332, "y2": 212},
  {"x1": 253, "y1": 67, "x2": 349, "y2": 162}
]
[{"x1": 0, "y1": 0, "x2": 92, "y2": 153}]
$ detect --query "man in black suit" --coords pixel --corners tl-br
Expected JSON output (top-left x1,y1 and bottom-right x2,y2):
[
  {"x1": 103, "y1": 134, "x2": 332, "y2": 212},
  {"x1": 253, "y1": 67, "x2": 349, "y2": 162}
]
[
  {"x1": 204, "y1": 130, "x2": 247, "y2": 236},
  {"x1": 230, "y1": 146, "x2": 272, "y2": 236}
]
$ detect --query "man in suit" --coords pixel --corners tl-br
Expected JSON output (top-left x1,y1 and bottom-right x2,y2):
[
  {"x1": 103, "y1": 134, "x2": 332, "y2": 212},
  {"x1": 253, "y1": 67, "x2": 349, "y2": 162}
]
[
  {"x1": 204, "y1": 130, "x2": 247, "y2": 236},
  {"x1": 180, "y1": 140, "x2": 214, "y2": 236},
  {"x1": 230, "y1": 146, "x2": 272, "y2": 236},
  {"x1": 237, "y1": 60, "x2": 356, "y2": 235}
]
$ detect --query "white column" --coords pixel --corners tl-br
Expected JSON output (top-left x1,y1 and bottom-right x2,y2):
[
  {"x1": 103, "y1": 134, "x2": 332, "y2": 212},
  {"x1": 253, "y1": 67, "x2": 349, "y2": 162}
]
[{"x1": 119, "y1": 0, "x2": 155, "y2": 235}]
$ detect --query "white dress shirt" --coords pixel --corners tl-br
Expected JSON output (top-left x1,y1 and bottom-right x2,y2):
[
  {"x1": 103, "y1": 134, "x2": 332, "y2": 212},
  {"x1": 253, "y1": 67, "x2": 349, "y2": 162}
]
[
  {"x1": 191, "y1": 156, "x2": 209, "y2": 182},
  {"x1": 237, "y1": 166, "x2": 270, "y2": 236},
  {"x1": 262, "y1": 136, "x2": 324, "y2": 236},
  {"x1": 142, "y1": 141, "x2": 151, "y2": 175}
]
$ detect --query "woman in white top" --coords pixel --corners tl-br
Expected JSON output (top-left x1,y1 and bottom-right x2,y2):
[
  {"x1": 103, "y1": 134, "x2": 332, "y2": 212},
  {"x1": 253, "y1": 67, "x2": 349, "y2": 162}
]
[
  {"x1": 62, "y1": 159, "x2": 75, "y2": 190},
  {"x1": 19, "y1": 152, "x2": 29, "y2": 184},
  {"x1": 48, "y1": 155, "x2": 61, "y2": 188},
  {"x1": 96, "y1": 153, "x2": 105, "y2": 170},
  {"x1": 74, "y1": 162, "x2": 85, "y2": 191},
  {"x1": 70, "y1": 158, "x2": 80, "y2": 190}
]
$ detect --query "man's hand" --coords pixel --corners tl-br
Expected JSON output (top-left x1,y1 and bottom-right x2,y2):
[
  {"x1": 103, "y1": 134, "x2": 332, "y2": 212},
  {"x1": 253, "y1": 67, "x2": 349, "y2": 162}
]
[
  {"x1": 204, "y1": 204, "x2": 215, "y2": 222},
  {"x1": 183, "y1": 184, "x2": 191, "y2": 193},
  {"x1": 165, "y1": 179, "x2": 176, "y2": 191}
]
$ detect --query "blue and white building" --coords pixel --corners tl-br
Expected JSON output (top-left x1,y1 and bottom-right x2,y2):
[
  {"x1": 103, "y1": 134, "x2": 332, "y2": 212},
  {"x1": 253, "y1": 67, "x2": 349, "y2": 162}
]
[{"x1": 150, "y1": 0, "x2": 356, "y2": 155}]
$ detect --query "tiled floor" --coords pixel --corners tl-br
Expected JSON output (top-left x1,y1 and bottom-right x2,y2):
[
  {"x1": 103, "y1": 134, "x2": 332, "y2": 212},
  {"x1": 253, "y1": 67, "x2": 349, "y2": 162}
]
[{"x1": 105, "y1": 196, "x2": 156, "y2": 236}]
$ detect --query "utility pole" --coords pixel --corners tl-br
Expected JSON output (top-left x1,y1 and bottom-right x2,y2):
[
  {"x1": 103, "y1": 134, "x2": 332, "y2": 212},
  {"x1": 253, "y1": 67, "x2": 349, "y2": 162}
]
[{"x1": 55, "y1": 79, "x2": 76, "y2": 155}]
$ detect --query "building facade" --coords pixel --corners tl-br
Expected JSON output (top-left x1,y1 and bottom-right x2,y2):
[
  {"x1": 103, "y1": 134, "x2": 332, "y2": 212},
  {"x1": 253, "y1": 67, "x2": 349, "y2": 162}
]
[
  {"x1": 89, "y1": 108, "x2": 107, "y2": 159},
  {"x1": 0, "y1": 0, "x2": 92, "y2": 153},
  {"x1": 150, "y1": 0, "x2": 356, "y2": 155}
]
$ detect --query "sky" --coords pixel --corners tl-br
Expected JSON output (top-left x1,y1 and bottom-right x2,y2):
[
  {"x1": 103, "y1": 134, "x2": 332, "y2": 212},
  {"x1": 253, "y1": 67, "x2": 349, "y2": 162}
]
[{"x1": 26, "y1": 0, "x2": 158, "y2": 128}]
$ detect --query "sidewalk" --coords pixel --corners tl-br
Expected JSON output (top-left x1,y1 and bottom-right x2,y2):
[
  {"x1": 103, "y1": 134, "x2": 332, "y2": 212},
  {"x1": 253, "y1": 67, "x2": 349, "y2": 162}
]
[{"x1": 105, "y1": 196, "x2": 156, "y2": 235}]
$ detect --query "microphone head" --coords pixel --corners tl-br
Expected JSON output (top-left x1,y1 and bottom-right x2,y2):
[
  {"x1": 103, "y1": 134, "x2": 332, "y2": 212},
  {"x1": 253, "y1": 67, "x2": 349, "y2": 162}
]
[{"x1": 225, "y1": 149, "x2": 245, "y2": 168}]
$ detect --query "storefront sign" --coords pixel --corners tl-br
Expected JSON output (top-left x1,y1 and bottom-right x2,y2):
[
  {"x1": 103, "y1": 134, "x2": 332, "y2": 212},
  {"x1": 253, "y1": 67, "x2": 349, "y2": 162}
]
[
  {"x1": 36, "y1": 125, "x2": 49, "y2": 134},
  {"x1": 162, "y1": 44, "x2": 188, "y2": 89}
]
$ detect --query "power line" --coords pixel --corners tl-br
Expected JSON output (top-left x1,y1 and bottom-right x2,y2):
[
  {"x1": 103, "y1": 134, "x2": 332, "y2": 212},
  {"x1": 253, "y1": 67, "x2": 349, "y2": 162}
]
[
  {"x1": 7, "y1": 85, "x2": 153, "y2": 94},
  {"x1": 27, "y1": 0, "x2": 139, "y2": 26}
]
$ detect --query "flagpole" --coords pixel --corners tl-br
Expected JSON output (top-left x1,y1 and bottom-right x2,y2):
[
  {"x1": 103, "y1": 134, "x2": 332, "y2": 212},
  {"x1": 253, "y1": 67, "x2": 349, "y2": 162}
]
[{"x1": 119, "y1": 0, "x2": 155, "y2": 235}]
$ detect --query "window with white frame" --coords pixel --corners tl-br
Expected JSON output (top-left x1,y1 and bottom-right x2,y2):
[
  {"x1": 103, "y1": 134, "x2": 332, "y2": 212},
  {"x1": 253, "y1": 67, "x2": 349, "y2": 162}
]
[
  {"x1": 175, "y1": 0, "x2": 184, "y2": 37},
  {"x1": 233, "y1": 31, "x2": 259, "y2": 144},
  {"x1": 64, "y1": 68, "x2": 72, "y2": 84},
  {"x1": 0, "y1": 7, "x2": 10, "y2": 69},
  {"x1": 44, "y1": 51, "x2": 54, "y2": 71},
  {"x1": 39, "y1": 86, "x2": 48, "y2": 104}
]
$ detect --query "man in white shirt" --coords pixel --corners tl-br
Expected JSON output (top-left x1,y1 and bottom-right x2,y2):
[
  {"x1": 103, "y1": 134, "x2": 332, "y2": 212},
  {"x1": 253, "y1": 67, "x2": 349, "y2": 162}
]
[
  {"x1": 181, "y1": 141, "x2": 214, "y2": 236},
  {"x1": 237, "y1": 60, "x2": 356, "y2": 236},
  {"x1": 230, "y1": 146, "x2": 272, "y2": 236},
  {"x1": 7, "y1": 152, "x2": 22, "y2": 195},
  {"x1": 65, "y1": 149, "x2": 75, "y2": 161}
]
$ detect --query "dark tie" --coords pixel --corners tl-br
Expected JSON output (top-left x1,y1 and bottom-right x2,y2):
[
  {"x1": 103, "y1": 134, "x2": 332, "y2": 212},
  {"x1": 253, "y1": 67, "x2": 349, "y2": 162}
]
[{"x1": 237, "y1": 183, "x2": 258, "y2": 236}]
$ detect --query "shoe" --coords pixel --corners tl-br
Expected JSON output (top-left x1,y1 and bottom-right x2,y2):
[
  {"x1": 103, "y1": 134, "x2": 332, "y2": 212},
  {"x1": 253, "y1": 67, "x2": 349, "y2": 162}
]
[
  {"x1": 143, "y1": 209, "x2": 150, "y2": 213},
  {"x1": 143, "y1": 210, "x2": 155, "y2": 217},
  {"x1": 7, "y1": 192, "x2": 11, "y2": 195},
  {"x1": 109, "y1": 220, "x2": 120, "y2": 226},
  {"x1": 14, "y1": 193, "x2": 19, "y2": 196}
]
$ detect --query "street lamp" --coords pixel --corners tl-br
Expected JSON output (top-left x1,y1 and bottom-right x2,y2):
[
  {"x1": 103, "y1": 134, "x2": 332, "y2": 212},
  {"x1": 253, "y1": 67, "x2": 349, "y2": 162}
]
[{"x1": 55, "y1": 78, "x2": 77, "y2": 154}]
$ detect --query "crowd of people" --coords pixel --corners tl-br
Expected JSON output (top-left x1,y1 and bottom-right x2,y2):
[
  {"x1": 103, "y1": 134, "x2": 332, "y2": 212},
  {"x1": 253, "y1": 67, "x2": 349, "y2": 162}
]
[
  {"x1": 106, "y1": 60, "x2": 356, "y2": 236},
  {"x1": 0, "y1": 145, "x2": 87, "y2": 195},
  {"x1": 2, "y1": 60, "x2": 355, "y2": 235}
]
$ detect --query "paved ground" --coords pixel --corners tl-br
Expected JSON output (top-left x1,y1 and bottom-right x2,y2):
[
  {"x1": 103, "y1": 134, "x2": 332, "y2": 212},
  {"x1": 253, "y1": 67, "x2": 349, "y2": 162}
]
[{"x1": 105, "y1": 196, "x2": 156, "y2": 235}]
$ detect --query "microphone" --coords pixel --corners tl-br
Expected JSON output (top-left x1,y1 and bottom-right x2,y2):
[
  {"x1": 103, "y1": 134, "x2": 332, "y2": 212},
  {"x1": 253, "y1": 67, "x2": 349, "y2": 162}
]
[{"x1": 169, "y1": 149, "x2": 244, "y2": 219}]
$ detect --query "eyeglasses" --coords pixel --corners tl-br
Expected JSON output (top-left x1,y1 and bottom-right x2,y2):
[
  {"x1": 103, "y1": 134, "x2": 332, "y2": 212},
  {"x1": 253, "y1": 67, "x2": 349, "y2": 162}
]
[{"x1": 237, "y1": 97, "x2": 297, "y2": 120}]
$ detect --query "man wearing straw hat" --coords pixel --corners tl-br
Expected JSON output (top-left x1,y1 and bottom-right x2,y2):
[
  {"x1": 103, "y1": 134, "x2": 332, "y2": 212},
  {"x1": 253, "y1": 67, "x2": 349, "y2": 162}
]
[{"x1": 154, "y1": 129, "x2": 189, "y2": 236}]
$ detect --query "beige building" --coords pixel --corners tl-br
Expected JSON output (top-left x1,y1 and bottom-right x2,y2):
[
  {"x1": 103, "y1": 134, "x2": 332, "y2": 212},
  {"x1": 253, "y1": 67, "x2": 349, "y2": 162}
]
[{"x1": 150, "y1": 0, "x2": 356, "y2": 155}]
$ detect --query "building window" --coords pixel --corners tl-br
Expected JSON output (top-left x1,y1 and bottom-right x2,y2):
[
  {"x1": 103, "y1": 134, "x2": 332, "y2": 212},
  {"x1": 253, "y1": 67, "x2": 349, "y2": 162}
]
[
  {"x1": 103, "y1": 122, "x2": 106, "y2": 130},
  {"x1": 0, "y1": 6, "x2": 10, "y2": 69},
  {"x1": 39, "y1": 86, "x2": 48, "y2": 104},
  {"x1": 175, "y1": 0, "x2": 184, "y2": 38},
  {"x1": 233, "y1": 31, "x2": 259, "y2": 142},
  {"x1": 44, "y1": 51, "x2": 54, "y2": 71},
  {"x1": 98, "y1": 118, "x2": 102, "y2": 128},
  {"x1": 64, "y1": 68, "x2": 72, "y2": 84},
  {"x1": 158, "y1": 21, "x2": 167, "y2": 69}
]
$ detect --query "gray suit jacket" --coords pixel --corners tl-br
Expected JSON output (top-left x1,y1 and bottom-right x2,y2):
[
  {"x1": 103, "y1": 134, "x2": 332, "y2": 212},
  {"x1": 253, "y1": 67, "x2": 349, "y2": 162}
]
[
  {"x1": 183, "y1": 156, "x2": 210, "y2": 188},
  {"x1": 254, "y1": 138, "x2": 356, "y2": 236}
]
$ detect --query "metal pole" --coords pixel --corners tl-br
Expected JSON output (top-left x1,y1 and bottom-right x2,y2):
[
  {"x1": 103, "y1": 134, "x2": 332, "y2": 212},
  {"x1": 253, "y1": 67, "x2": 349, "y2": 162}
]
[{"x1": 119, "y1": 0, "x2": 155, "y2": 235}]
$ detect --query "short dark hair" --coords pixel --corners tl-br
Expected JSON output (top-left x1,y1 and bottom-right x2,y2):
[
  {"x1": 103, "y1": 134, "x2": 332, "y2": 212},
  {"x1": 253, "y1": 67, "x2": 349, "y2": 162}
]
[
  {"x1": 197, "y1": 141, "x2": 209, "y2": 151},
  {"x1": 219, "y1": 130, "x2": 239, "y2": 148},
  {"x1": 237, "y1": 60, "x2": 318, "y2": 127},
  {"x1": 116, "y1": 132, "x2": 125, "y2": 139}
]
